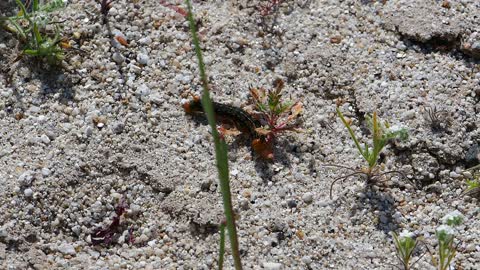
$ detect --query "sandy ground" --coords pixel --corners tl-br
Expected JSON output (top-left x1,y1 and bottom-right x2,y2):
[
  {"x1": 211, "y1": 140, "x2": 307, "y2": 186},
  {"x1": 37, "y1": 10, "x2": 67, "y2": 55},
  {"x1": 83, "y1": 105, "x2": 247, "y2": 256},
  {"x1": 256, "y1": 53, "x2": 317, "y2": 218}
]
[{"x1": 0, "y1": 0, "x2": 479, "y2": 269}]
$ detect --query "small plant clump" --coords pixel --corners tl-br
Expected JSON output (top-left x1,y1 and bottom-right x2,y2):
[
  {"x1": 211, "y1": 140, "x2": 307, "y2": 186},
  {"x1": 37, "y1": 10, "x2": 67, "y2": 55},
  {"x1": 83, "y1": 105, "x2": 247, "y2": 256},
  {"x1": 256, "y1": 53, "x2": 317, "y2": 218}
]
[
  {"x1": 392, "y1": 210, "x2": 465, "y2": 270},
  {"x1": 463, "y1": 164, "x2": 480, "y2": 198},
  {"x1": 429, "y1": 210, "x2": 464, "y2": 270},
  {"x1": 249, "y1": 78, "x2": 303, "y2": 159},
  {"x1": 184, "y1": 78, "x2": 303, "y2": 160},
  {"x1": 1, "y1": 0, "x2": 66, "y2": 63},
  {"x1": 392, "y1": 230, "x2": 424, "y2": 270},
  {"x1": 327, "y1": 107, "x2": 408, "y2": 198},
  {"x1": 423, "y1": 106, "x2": 451, "y2": 132}
]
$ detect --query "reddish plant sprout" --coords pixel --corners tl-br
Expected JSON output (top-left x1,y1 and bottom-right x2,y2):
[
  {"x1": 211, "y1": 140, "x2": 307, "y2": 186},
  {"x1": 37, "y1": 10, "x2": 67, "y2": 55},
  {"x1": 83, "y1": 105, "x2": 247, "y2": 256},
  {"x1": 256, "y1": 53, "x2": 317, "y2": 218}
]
[
  {"x1": 259, "y1": 0, "x2": 282, "y2": 16},
  {"x1": 100, "y1": 0, "x2": 115, "y2": 23},
  {"x1": 249, "y1": 79, "x2": 303, "y2": 159},
  {"x1": 159, "y1": 0, "x2": 188, "y2": 17},
  {"x1": 128, "y1": 226, "x2": 136, "y2": 244},
  {"x1": 90, "y1": 198, "x2": 134, "y2": 245}
]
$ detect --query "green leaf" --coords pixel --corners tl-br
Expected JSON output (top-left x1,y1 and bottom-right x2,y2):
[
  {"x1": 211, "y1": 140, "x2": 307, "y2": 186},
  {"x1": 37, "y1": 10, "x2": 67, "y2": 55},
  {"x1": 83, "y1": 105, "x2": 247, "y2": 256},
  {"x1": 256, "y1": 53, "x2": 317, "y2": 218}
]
[
  {"x1": 466, "y1": 179, "x2": 479, "y2": 190},
  {"x1": 337, "y1": 107, "x2": 369, "y2": 162}
]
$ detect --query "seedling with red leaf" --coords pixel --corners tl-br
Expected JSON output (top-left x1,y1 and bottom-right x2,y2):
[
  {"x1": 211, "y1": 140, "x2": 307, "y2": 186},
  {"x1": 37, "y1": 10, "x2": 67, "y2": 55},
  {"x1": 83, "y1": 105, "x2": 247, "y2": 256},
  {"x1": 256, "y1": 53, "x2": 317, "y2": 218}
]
[
  {"x1": 249, "y1": 78, "x2": 303, "y2": 159},
  {"x1": 90, "y1": 198, "x2": 135, "y2": 245}
]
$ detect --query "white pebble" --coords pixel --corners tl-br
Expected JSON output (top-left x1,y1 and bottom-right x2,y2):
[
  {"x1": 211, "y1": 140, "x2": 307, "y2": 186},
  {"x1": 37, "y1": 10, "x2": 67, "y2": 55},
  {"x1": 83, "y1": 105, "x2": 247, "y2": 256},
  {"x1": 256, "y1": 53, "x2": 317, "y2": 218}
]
[
  {"x1": 18, "y1": 171, "x2": 34, "y2": 187},
  {"x1": 41, "y1": 168, "x2": 50, "y2": 176},
  {"x1": 58, "y1": 243, "x2": 76, "y2": 255},
  {"x1": 112, "y1": 52, "x2": 125, "y2": 64},
  {"x1": 40, "y1": 134, "x2": 51, "y2": 144},
  {"x1": 137, "y1": 53, "x2": 149, "y2": 65},
  {"x1": 139, "y1": 37, "x2": 152, "y2": 45},
  {"x1": 24, "y1": 188, "x2": 33, "y2": 197},
  {"x1": 262, "y1": 262, "x2": 283, "y2": 270},
  {"x1": 302, "y1": 193, "x2": 314, "y2": 204}
]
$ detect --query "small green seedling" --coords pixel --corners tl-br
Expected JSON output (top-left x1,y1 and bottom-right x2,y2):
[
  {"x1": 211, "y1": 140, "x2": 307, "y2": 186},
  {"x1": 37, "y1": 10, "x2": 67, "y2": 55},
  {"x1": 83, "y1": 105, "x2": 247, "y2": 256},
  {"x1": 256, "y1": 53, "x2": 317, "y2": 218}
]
[
  {"x1": 1, "y1": 0, "x2": 65, "y2": 63},
  {"x1": 327, "y1": 107, "x2": 408, "y2": 198},
  {"x1": 427, "y1": 211, "x2": 464, "y2": 270},
  {"x1": 392, "y1": 230, "x2": 425, "y2": 270},
  {"x1": 433, "y1": 226, "x2": 457, "y2": 270},
  {"x1": 463, "y1": 164, "x2": 480, "y2": 198},
  {"x1": 394, "y1": 210, "x2": 465, "y2": 270}
]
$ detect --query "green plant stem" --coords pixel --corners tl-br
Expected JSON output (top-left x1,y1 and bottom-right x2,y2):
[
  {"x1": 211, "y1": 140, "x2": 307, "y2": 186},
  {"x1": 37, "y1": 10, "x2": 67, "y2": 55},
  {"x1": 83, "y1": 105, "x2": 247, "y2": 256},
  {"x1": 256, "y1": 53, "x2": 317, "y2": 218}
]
[
  {"x1": 33, "y1": 0, "x2": 40, "y2": 12},
  {"x1": 336, "y1": 107, "x2": 368, "y2": 161},
  {"x1": 218, "y1": 222, "x2": 226, "y2": 270},
  {"x1": 184, "y1": 1, "x2": 242, "y2": 269},
  {"x1": 467, "y1": 164, "x2": 480, "y2": 171},
  {"x1": 371, "y1": 112, "x2": 380, "y2": 168}
]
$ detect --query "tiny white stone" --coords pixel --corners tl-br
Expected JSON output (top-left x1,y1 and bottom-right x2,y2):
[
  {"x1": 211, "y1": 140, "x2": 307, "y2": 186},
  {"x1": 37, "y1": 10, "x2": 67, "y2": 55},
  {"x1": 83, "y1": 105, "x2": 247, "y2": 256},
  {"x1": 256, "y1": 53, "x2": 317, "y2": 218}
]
[
  {"x1": 302, "y1": 192, "x2": 313, "y2": 204},
  {"x1": 137, "y1": 53, "x2": 149, "y2": 65},
  {"x1": 40, "y1": 134, "x2": 51, "y2": 144},
  {"x1": 399, "y1": 229, "x2": 414, "y2": 239},
  {"x1": 139, "y1": 37, "x2": 152, "y2": 45},
  {"x1": 24, "y1": 188, "x2": 33, "y2": 197},
  {"x1": 58, "y1": 243, "x2": 76, "y2": 255},
  {"x1": 263, "y1": 262, "x2": 283, "y2": 270},
  {"x1": 41, "y1": 168, "x2": 50, "y2": 176},
  {"x1": 136, "y1": 84, "x2": 151, "y2": 97},
  {"x1": 112, "y1": 52, "x2": 125, "y2": 64}
]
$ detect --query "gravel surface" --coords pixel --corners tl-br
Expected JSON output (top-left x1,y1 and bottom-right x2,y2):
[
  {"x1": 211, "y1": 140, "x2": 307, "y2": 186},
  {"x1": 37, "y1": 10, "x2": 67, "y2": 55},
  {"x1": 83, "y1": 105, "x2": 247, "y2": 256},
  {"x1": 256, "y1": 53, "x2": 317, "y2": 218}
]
[{"x1": 0, "y1": 0, "x2": 479, "y2": 269}]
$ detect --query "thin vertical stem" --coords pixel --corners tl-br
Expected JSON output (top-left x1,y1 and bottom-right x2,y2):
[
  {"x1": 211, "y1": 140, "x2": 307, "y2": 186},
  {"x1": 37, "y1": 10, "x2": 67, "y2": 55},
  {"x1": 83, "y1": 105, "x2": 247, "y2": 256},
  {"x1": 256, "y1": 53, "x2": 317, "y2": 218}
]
[
  {"x1": 184, "y1": 1, "x2": 242, "y2": 269},
  {"x1": 218, "y1": 222, "x2": 226, "y2": 270}
]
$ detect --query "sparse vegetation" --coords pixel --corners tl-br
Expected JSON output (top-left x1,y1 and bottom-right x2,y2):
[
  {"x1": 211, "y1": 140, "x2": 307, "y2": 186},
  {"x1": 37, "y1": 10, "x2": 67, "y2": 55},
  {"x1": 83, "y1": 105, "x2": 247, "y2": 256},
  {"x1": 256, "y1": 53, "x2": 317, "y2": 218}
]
[
  {"x1": 1, "y1": 0, "x2": 66, "y2": 63},
  {"x1": 392, "y1": 211, "x2": 465, "y2": 270},
  {"x1": 429, "y1": 210, "x2": 464, "y2": 270},
  {"x1": 90, "y1": 198, "x2": 134, "y2": 245},
  {"x1": 327, "y1": 107, "x2": 408, "y2": 198},
  {"x1": 249, "y1": 78, "x2": 303, "y2": 159},
  {"x1": 99, "y1": 0, "x2": 116, "y2": 23},
  {"x1": 463, "y1": 164, "x2": 480, "y2": 198},
  {"x1": 392, "y1": 230, "x2": 424, "y2": 270},
  {"x1": 423, "y1": 106, "x2": 451, "y2": 132}
]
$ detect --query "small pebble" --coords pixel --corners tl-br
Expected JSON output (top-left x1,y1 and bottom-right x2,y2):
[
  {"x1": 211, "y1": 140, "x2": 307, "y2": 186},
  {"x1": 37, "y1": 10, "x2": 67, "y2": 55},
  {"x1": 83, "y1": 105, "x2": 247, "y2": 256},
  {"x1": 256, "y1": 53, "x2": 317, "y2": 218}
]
[
  {"x1": 112, "y1": 122, "x2": 125, "y2": 134},
  {"x1": 302, "y1": 193, "x2": 313, "y2": 204},
  {"x1": 137, "y1": 53, "x2": 149, "y2": 65},
  {"x1": 24, "y1": 188, "x2": 33, "y2": 198},
  {"x1": 40, "y1": 134, "x2": 51, "y2": 144},
  {"x1": 18, "y1": 171, "x2": 34, "y2": 187},
  {"x1": 262, "y1": 262, "x2": 283, "y2": 270},
  {"x1": 287, "y1": 200, "x2": 297, "y2": 208},
  {"x1": 41, "y1": 168, "x2": 51, "y2": 176},
  {"x1": 112, "y1": 52, "x2": 125, "y2": 64},
  {"x1": 58, "y1": 243, "x2": 76, "y2": 255}
]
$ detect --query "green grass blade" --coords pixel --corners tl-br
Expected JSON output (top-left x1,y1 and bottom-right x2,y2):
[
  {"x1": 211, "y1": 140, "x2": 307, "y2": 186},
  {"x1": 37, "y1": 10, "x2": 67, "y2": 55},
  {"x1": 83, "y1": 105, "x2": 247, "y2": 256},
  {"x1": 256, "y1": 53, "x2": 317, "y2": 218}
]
[
  {"x1": 337, "y1": 107, "x2": 368, "y2": 161},
  {"x1": 370, "y1": 112, "x2": 381, "y2": 168},
  {"x1": 32, "y1": 22, "x2": 42, "y2": 45},
  {"x1": 14, "y1": 0, "x2": 28, "y2": 18},
  {"x1": 33, "y1": 0, "x2": 40, "y2": 12},
  {"x1": 6, "y1": 18, "x2": 27, "y2": 40},
  {"x1": 218, "y1": 222, "x2": 226, "y2": 270},
  {"x1": 185, "y1": 1, "x2": 242, "y2": 269}
]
